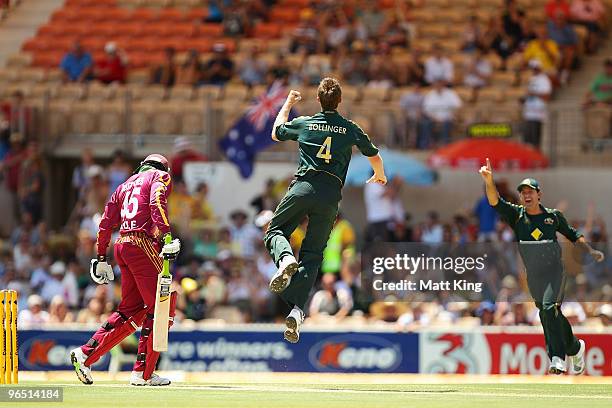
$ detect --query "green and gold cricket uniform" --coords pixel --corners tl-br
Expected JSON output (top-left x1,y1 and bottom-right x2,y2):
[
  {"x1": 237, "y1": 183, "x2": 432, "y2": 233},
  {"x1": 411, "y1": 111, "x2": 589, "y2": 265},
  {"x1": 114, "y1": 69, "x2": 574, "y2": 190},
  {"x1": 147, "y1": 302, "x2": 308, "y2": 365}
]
[
  {"x1": 264, "y1": 110, "x2": 378, "y2": 309},
  {"x1": 494, "y1": 197, "x2": 582, "y2": 359}
]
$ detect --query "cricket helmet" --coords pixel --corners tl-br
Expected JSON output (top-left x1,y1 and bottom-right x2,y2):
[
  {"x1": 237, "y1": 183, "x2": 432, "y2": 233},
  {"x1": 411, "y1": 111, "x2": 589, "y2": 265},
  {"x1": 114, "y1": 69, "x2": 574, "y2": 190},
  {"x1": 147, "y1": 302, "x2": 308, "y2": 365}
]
[{"x1": 139, "y1": 153, "x2": 170, "y2": 173}]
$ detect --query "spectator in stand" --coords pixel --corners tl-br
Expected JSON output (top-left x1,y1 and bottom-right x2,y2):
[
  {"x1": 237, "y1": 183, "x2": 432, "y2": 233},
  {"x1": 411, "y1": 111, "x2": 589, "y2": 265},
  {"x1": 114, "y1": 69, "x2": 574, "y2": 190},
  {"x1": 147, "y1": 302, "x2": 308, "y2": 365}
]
[
  {"x1": 294, "y1": 50, "x2": 331, "y2": 86},
  {"x1": 522, "y1": 60, "x2": 552, "y2": 148},
  {"x1": 481, "y1": 15, "x2": 516, "y2": 70},
  {"x1": 228, "y1": 210, "x2": 261, "y2": 258},
  {"x1": 94, "y1": 42, "x2": 127, "y2": 84},
  {"x1": 267, "y1": 53, "x2": 291, "y2": 85},
  {"x1": 321, "y1": 213, "x2": 356, "y2": 275},
  {"x1": 72, "y1": 148, "x2": 95, "y2": 201},
  {"x1": 76, "y1": 297, "x2": 106, "y2": 324},
  {"x1": 48, "y1": 295, "x2": 75, "y2": 323},
  {"x1": 176, "y1": 49, "x2": 203, "y2": 86},
  {"x1": 150, "y1": 47, "x2": 176, "y2": 87},
  {"x1": 339, "y1": 41, "x2": 371, "y2": 86},
  {"x1": 321, "y1": 5, "x2": 351, "y2": 52},
  {"x1": 547, "y1": 11, "x2": 578, "y2": 85},
  {"x1": 402, "y1": 48, "x2": 426, "y2": 85},
  {"x1": 17, "y1": 294, "x2": 49, "y2": 326},
  {"x1": 1, "y1": 132, "x2": 25, "y2": 219},
  {"x1": 170, "y1": 136, "x2": 207, "y2": 182},
  {"x1": 474, "y1": 190, "x2": 498, "y2": 241},
  {"x1": 523, "y1": 25, "x2": 560, "y2": 77},
  {"x1": 40, "y1": 261, "x2": 66, "y2": 304},
  {"x1": 367, "y1": 43, "x2": 397, "y2": 90},
  {"x1": 546, "y1": 0, "x2": 571, "y2": 20},
  {"x1": 358, "y1": 0, "x2": 386, "y2": 39},
  {"x1": 18, "y1": 141, "x2": 44, "y2": 223},
  {"x1": 106, "y1": 149, "x2": 130, "y2": 195},
  {"x1": 378, "y1": 13, "x2": 410, "y2": 48},
  {"x1": 400, "y1": 84, "x2": 425, "y2": 148},
  {"x1": 424, "y1": 44, "x2": 454, "y2": 85},
  {"x1": 202, "y1": 43, "x2": 234, "y2": 86},
  {"x1": 289, "y1": 8, "x2": 321, "y2": 54},
  {"x1": 463, "y1": 49, "x2": 493, "y2": 102},
  {"x1": 1, "y1": 91, "x2": 31, "y2": 138},
  {"x1": 309, "y1": 273, "x2": 353, "y2": 321},
  {"x1": 364, "y1": 176, "x2": 403, "y2": 243},
  {"x1": 502, "y1": 0, "x2": 529, "y2": 49},
  {"x1": 461, "y1": 15, "x2": 483, "y2": 53},
  {"x1": 168, "y1": 179, "x2": 197, "y2": 235},
  {"x1": 595, "y1": 304, "x2": 612, "y2": 326},
  {"x1": 420, "y1": 81, "x2": 462, "y2": 148},
  {"x1": 250, "y1": 178, "x2": 279, "y2": 213},
  {"x1": 421, "y1": 211, "x2": 444, "y2": 244},
  {"x1": 477, "y1": 301, "x2": 496, "y2": 325},
  {"x1": 83, "y1": 164, "x2": 108, "y2": 215},
  {"x1": 238, "y1": 46, "x2": 267, "y2": 87},
  {"x1": 60, "y1": 41, "x2": 93, "y2": 83},
  {"x1": 192, "y1": 182, "x2": 216, "y2": 224},
  {"x1": 570, "y1": 0, "x2": 606, "y2": 53},
  {"x1": 222, "y1": 2, "x2": 250, "y2": 37},
  {"x1": 204, "y1": 0, "x2": 223, "y2": 23},
  {"x1": 583, "y1": 58, "x2": 612, "y2": 106}
]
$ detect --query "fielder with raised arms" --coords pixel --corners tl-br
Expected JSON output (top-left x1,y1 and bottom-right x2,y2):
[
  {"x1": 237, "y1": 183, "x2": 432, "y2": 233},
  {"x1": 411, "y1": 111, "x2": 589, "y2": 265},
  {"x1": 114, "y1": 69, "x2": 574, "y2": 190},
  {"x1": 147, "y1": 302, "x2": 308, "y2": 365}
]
[
  {"x1": 70, "y1": 154, "x2": 180, "y2": 386},
  {"x1": 479, "y1": 158, "x2": 604, "y2": 375}
]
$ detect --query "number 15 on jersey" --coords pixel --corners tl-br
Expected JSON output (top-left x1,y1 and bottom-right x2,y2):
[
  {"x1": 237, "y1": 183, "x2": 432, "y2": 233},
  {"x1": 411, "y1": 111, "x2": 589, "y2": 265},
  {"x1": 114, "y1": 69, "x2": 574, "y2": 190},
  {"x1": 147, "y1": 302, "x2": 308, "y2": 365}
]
[{"x1": 316, "y1": 137, "x2": 332, "y2": 163}]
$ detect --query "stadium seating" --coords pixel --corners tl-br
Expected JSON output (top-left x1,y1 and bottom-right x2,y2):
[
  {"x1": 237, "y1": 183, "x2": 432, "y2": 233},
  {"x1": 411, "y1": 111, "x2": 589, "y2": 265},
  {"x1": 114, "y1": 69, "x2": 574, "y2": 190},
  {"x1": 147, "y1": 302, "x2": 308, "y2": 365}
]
[{"x1": 0, "y1": 0, "x2": 610, "y2": 140}]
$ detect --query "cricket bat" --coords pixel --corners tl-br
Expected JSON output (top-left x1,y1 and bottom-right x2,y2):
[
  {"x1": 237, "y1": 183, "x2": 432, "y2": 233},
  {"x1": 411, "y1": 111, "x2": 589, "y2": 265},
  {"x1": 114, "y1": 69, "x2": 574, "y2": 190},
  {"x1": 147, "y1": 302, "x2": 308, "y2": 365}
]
[{"x1": 152, "y1": 234, "x2": 173, "y2": 352}]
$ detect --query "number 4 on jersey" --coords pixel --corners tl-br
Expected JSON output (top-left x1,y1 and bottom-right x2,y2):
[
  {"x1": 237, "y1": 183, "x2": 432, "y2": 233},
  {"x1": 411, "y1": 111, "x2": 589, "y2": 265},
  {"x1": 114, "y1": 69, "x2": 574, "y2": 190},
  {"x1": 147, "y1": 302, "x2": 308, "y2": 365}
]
[{"x1": 317, "y1": 137, "x2": 332, "y2": 163}]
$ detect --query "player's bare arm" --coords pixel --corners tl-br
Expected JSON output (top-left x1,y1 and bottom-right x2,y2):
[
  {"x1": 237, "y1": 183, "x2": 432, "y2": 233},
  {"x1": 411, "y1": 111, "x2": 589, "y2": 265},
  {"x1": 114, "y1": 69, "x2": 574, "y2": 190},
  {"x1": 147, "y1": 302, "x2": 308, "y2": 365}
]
[
  {"x1": 272, "y1": 90, "x2": 302, "y2": 142},
  {"x1": 575, "y1": 236, "x2": 605, "y2": 262},
  {"x1": 478, "y1": 157, "x2": 499, "y2": 206},
  {"x1": 366, "y1": 154, "x2": 387, "y2": 185}
]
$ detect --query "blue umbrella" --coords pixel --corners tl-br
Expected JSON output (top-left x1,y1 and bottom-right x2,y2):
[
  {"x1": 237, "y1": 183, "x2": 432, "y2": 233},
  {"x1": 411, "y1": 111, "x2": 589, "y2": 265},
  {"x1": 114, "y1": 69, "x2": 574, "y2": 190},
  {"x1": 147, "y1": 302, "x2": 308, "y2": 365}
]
[{"x1": 345, "y1": 148, "x2": 437, "y2": 186}]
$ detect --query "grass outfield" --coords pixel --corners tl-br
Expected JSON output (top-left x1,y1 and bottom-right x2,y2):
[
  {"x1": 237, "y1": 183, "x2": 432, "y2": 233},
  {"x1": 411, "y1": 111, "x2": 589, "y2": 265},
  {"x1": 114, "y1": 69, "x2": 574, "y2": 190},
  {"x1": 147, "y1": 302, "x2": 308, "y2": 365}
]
[{"x1": 3, "y1": 373, "x2": 611, "y2": 408}]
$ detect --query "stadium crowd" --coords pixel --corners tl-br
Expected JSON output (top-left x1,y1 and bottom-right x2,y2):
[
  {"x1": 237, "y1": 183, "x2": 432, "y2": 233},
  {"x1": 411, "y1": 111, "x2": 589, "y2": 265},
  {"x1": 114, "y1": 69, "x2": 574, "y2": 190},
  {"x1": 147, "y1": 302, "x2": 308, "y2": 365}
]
[{"x1": 0, "y1": 136, "x2": 610, "y2": 330}]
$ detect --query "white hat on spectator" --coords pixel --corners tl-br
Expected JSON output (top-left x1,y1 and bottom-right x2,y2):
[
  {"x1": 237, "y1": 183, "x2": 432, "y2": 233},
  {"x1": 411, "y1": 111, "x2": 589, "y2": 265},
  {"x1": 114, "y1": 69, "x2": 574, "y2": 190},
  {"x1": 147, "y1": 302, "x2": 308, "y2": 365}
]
[
  {"x1": 50, "y1": 261, "x2": 66, "y2": 276},
  {"x1": 212, "y1": 42, "x2": 226, "y2": 52},
  {"x1": 173, "y1": 136, "x2": 192, "y2": 153},
  {"x1": 87, "y1": 164, "x2": 104, "y2": 179},
  {"x1": 255, "y1": 210, "x2": 274, "y2": 228},
  {"x1": 596, "y1": 304, "x2": 612, "y2": 320},
  {"x1": 27, "y1": 294, "x2": 44, "y2": 308},
  {"x1": 528, "y1": 59, "x2": 542, "y2": 70},
  {"x1": 104, "y1": 41, "x2": 117, "y2": 54}
]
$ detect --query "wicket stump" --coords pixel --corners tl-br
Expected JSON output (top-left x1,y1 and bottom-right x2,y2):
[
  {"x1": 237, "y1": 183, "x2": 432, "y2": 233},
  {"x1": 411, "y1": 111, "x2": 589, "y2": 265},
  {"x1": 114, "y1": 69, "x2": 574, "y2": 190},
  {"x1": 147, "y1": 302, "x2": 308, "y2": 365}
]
[{"x1": 0, "y1": 290, "x2": 18, "y2": 384}]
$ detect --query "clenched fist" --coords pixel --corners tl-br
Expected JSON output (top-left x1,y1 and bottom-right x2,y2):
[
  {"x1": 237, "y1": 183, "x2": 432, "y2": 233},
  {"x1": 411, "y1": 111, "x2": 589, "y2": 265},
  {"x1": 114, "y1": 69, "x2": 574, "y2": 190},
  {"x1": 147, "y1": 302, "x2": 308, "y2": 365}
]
[{"x1": 286, "y1": 90, "x2": 302, "y2": 106}]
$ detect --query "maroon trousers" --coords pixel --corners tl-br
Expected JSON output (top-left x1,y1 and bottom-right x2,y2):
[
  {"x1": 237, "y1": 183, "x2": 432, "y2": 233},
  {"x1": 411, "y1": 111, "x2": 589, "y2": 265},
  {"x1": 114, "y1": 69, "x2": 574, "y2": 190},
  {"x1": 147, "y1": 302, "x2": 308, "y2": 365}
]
[{"x1": 81, "y1": 234, "x2": 163, "y2": 374}]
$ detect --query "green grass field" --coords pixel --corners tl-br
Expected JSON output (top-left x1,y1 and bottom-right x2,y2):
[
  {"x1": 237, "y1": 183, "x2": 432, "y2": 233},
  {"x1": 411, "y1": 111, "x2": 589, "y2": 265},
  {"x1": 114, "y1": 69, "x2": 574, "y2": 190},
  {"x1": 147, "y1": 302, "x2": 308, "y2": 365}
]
[{"x1": 2, "y1": 375, "x2": 611, "y2": 408}]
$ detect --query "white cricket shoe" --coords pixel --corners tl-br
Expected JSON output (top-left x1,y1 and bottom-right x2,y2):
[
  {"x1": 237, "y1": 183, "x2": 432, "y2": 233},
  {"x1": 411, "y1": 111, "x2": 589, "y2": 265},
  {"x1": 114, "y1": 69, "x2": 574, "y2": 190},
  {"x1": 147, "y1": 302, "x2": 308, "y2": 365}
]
[
  {"x1": 70, "y1": 347, "x2": 93, "y2": 385},
  {"x1": 548, "y1": 356, "x2": 567, "y2": 375},
  {"x1": 269, "y1": 255, "x2": 298, "y2": 294},
  {"x1": 284, "y1": 306, "x2": 305, "y2": 344},
  {"x1": 570, "y1": 339, "x2": 586, "y2": 375},
  {"x1": 130, "y1": 371, "x2": 171, "y2": 386}
]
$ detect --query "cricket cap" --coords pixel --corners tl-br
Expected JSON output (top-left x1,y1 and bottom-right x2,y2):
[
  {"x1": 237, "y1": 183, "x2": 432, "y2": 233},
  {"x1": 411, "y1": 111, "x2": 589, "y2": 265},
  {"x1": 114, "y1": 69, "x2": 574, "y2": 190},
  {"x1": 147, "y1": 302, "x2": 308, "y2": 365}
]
[{"x1": 517, "y1": 178, "x2": 540, "y2": 192}]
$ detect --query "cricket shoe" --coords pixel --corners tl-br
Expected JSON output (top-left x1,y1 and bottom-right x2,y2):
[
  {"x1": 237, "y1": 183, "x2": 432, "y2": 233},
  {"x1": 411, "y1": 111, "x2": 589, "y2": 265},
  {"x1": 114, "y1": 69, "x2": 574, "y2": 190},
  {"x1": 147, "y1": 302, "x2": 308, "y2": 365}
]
[
  {"x1": 70, "y1": 347, "x2": 93, "y2": 385},
  {"x1": 269, "y1": 255, "x2": 298, "y2": 294},
  {"x1": 130, "y1": 371, "x2": 171, "y2": 386},
  {"x1": 284, "y1": 306, "x2": 305, "y2": 344},
  {"x1": 570, "y1": 339, "x2": 586, "y2": 375},
  {"x1": 548, "y1": 356, "x2": 567, "y2": 375}
]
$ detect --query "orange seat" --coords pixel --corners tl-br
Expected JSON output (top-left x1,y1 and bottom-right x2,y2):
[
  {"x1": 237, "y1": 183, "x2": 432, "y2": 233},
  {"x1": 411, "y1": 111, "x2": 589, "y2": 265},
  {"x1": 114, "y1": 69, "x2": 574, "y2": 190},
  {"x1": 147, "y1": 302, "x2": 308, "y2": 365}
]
[
  {"x1": 92, "y1": 22, "x2": 121, "y2": 37},
  {"x1": 185, "y1": 9, "x2": 208, "y2": 21},
  {"x1": 145, "y1": 22, "x2": 174, "y2": 37},
  {"x1": 37, "y1": 24, "x2": 67, "y2": 37},
  {"x1": 81, "y1": 37, "x2": 107, "y2": 52},
  {"x1": 280, "y1": 0, "x2": 311, "y2": 7},
  {"x1": 62, "y1": 23, "x2": 91, "y2": 37},
  {"x1": 253, "y1": 23, "x2": 282, "y2": 39},
  {"x1": 131, "y1": 8, "x2": 158, "y2": 22},
  {"x1": 125, "y1": 38, "x2": 161, "y2": 52},
  {"x1": 78, "y1": 7, "x2": 106, "y2": 22},
  {"x1": 33, "y1": 52, "x2": 64, "y2": 68},
  {"x1": 269, "y1": 8, "x2": 301, "y2": 24},
  {"x1": 54, "y1": 37, "x2": 77, "y2": 52},
  {"x1": 105, "y1": 8, "x2": 132, "y2": 22},
  {"x1": 121, "y1": 23, "x2": 147, "y2": 37},
  {"x1": 184, "y1": 38, "x2": 213, "y2": 53},
  {"x1": 51, "y1": 9, "x2": 80, "y2": 22},
  {"x1": 169, "y1": 23, "x2": 195, "y2": 38},
  {"x1": 158, "y1": 8, "x2": 187, "y2": 22},
  {"x1": 194, "y1": 24, "x2": 224, "y2": 37},
  {"x1": 23, "y1": 38, "x2": 49, "y2": 52}
]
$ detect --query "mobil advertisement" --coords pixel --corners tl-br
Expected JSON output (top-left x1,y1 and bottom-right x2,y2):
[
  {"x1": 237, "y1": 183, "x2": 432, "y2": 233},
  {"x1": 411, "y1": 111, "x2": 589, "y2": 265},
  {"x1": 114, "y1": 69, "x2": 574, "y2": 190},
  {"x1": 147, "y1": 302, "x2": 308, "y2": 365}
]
[
  {"x1": 18, "y1": 329, "x2": 418, "y2": 373},
  {"x1": 420, "y1": 331, "x2": 611, "y2": 376}
]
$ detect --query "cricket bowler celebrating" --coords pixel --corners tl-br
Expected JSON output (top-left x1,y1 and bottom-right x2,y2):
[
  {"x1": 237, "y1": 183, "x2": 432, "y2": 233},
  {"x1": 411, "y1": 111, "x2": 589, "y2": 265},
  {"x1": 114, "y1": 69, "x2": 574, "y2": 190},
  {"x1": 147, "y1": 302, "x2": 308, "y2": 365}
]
[
  {"x1": 265, "y1": 77, "x2": 386, "y2": 343},
  {"x1": 479, "y1": 158, "x2": 604, "y2": 374},
  {"x1": 70, "y1": 154, "x2": 181, "y2": 386}
]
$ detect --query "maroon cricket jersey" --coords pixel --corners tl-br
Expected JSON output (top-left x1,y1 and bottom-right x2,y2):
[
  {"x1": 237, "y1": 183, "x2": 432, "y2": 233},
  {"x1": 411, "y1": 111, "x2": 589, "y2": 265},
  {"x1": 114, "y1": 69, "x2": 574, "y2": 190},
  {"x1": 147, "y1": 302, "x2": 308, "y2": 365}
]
[{"x1": 97, "y1": 169, "x2": 172, "y2": 256}]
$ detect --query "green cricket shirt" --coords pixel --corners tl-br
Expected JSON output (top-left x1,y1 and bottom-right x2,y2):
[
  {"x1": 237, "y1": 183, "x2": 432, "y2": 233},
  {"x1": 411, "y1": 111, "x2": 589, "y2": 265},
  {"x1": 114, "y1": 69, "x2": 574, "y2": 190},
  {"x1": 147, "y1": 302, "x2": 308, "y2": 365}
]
[
  {"x1": 275, "y1": 110, "x2": 379, "y2": 185},
  {"x1": 493, "y1": 197, "x2": 583, "y2": 275}
]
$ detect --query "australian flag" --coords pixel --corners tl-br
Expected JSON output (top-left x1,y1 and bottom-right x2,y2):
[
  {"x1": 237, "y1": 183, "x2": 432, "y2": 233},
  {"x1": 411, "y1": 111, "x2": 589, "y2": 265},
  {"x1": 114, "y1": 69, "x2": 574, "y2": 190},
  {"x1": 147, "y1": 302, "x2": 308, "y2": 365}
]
[{"x1": 219, "y1": 81, "x2": 297, "y2": 178}]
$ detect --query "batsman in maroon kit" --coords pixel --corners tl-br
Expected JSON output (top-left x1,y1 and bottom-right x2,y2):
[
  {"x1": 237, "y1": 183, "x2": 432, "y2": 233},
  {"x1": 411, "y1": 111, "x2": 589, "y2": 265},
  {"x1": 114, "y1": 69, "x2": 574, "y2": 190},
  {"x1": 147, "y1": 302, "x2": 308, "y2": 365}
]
[{"x1": 70, "y1": 154, "x2": 181, "y2": 386}]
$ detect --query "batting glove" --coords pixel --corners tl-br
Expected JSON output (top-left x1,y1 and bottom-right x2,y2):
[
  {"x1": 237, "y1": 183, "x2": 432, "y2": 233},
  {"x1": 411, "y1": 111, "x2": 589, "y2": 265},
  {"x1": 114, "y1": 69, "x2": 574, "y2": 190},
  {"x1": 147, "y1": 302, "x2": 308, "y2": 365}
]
[
  {"x1": 90, "y1": 256, "x2": 114, "y2": 285},
  {"x1": 160, "y1": 238, "x2": 181, "y2": 261}
]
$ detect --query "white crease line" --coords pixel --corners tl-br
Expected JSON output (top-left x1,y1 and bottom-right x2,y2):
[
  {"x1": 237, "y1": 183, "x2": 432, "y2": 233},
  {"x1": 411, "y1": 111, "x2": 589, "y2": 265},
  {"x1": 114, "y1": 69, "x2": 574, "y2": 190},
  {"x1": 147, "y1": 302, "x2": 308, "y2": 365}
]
[{"x1": 49, "y1": 383, "x2": 612, "y2": 399}]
